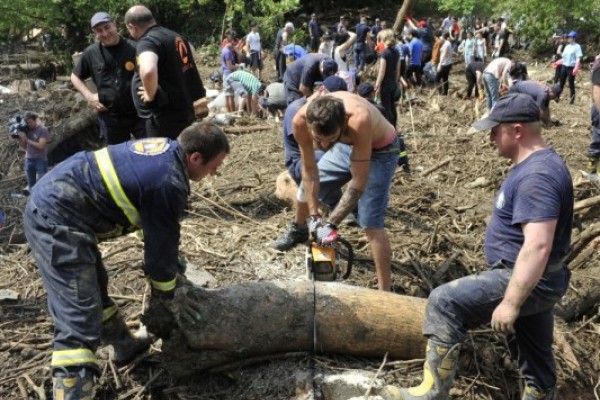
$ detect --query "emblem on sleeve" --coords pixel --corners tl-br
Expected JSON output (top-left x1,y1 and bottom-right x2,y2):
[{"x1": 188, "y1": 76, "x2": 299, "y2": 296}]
[
  {"x1": 495, "y1": 191, "x2": 505, "y2": 209},
  {"x1": 129, "y1": 138, "x2": 171, "y2": 156}
]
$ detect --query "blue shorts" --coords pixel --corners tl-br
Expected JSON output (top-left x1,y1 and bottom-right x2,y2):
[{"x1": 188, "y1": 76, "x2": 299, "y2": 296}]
[
  {"x1": 224, "y1": 79, "x2": 248, "y2": 98},
  {"x1": 299, "y1": 136, "x2": 400, "y2": 229}
]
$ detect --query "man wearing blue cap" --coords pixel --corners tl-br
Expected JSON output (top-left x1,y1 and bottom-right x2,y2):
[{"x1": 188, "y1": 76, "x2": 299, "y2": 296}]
[
  {"x1": 71, "y1": 12, "x2": 145, "y2": 144},
  {"x1": 283, "y1": 53, "x2": 338, "y2": 104},
  {"x1": 558, "y1": 31, "x2": 583, "y2": 104},
  {"x1": 381, "y1": 93, "x2": 572, "y2": 400}
]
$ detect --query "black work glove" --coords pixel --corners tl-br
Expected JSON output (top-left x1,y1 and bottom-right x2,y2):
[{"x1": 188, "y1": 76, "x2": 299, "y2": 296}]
[
  {"x1": 143, "y1": 274, "x2": 202, "y2": 338},
  {"x1": 155, "y1": 285, "x2": 203, "y2": 327}
]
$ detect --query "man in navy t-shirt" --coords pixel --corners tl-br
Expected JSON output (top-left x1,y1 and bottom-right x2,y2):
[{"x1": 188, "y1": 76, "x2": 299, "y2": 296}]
[
  {"x1": 354, "y1": 16, "x2": 371, "y2": 72},
  {"x1": 587, "y1": 55, "x2": 600, "y2": 178},
  {"x1": 382, "y1": 94, "x2": 572, "y2": 400}
]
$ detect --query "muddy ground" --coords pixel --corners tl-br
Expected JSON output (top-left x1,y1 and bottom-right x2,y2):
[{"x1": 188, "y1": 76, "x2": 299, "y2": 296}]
[{"x1": 0, "y1": 49, "x2": 599, "y2": 399}]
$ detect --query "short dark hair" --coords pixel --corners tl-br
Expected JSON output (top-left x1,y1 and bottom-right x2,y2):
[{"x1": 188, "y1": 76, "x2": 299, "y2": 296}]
[
  {"x1": 178, "y1": 122, "x2": 230, "y2": 164},
  {"x1": 124, "y1": 6, "x2": 155, "y2": 27},
  {"x1": 306, "y1": 97, "x2": 346, "y2": 136}
]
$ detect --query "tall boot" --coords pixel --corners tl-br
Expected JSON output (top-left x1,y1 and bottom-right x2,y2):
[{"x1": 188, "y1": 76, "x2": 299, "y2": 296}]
[
  {"x1": 521, "y1": 386, "x2": 557, "y2": 400},
  {"x1": 53, "y1": 367, "x2": 95, "y2": 400},
  {"x1": 379, "y1": 339, "x2": 460, "y2": 400},
  {"x1": 101, "y1": 312, "x2": 151, "y2": 366},
  {"x1": 587, "y1": 157, "x2": 600, "y2": 180}
]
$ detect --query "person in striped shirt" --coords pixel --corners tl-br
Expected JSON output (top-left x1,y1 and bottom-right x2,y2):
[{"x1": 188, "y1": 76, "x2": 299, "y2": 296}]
[{"x1": 224, "y1": 70, "x2": 266, "y2": 116}]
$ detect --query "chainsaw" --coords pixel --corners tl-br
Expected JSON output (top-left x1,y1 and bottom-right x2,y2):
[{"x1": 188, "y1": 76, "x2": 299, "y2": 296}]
[{"x1": 305, "y1": 237, "x2": 353, "y2": 282}]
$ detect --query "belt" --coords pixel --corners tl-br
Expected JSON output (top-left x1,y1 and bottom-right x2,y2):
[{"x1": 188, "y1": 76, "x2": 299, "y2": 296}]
[{"x1": 494, "y1": 259, "x2": 565, "y2": 274}]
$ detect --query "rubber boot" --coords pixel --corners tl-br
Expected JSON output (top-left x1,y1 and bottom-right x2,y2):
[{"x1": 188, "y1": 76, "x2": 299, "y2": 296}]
[
  {"x1": 101, "y1": 313, "x2": 151, "y2": 366},
  {"x1": 379, "y1": 339, "x2": 460, "y2": 400},
  {"x1": 521, "y1": 386, "x2": 557, "y2": 400},
  {"x1": 587, "y1": 157, "x2": 600, "y2": 181},
  {"x1": 52, "y1": 367, "x2": 95, "y2": 400}
]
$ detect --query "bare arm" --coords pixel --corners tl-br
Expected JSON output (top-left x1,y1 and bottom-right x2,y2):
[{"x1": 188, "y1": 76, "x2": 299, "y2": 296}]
[
  {"x1": 299, "y1": 84, "x2": 313, "y2": 97},
  {"x1": 593, "y1": 83, "x2": 600, "y2": 111},
  {"x1": 18, "y1": 132, "x2": 48, "y2": 150},
  {"x1": 338, "y1": 31, "x2": 356, "y2": 53},
  {"x1": 294, "y1": 111, "x2": 320, "y2": 215},
  {"x1": 374, "y1": 56, "x2": 387, "y2": 93},
  {"x1": 70, "y1": 73, "x2": 108, "y2": 112},
  {"x1": 491, "y1": 220, "x2": 556, "y2": 333},
  {"x1": 137, "y1": 51, "x2": 159, "y2": 102}
]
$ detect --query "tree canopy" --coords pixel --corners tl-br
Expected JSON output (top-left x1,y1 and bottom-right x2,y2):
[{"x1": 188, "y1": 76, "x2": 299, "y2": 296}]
[{"x1": 0, "y1": 0, "x2": 598, "y2": 57}]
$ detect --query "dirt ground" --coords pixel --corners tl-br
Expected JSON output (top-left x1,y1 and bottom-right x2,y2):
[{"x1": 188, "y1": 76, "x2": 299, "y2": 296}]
[{"x1": 0, "y1": 49, "x2": 599, "y2": 399}]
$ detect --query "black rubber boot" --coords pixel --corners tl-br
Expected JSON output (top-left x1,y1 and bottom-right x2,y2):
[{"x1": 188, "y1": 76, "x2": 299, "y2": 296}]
[
  {"x1": 53, "y1": 367, "x2": 95, "y2": 400},
  {"x1": 271, "y1": 222, "x2": 309, "y2": 251},
  {"x1": 102, "y1": 313, "x2": 151, "y2": 366}
]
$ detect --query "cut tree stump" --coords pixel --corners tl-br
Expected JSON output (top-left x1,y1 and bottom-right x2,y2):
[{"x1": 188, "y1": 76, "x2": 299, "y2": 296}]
[
  {"x1": 555, "y1": 266, "x2": 600, "y2": 321},
  {"x1": 275, "y1": 170, "x2": 298, "y2": 207},
  {"x1": 154, "y1": 281, "x2": 427, "y2": 378}
]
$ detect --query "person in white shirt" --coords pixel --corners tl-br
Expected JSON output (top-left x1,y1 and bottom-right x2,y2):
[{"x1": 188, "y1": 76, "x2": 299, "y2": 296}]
[
  {"x1": 558, "y1": 30, "x2": 583, "y2": 104},
  {"x1": 436, "y1": 32, "x2": 454, "y2": 95},
  {"x1": 246, "y1": 21, "x2": 263, "y2": 80}
]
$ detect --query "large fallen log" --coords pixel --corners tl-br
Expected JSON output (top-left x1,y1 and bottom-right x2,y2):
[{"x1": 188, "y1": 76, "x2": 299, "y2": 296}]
[
  {"x1": 555, "y1": 266, "x2": 600, "y2": 321},
  {"x1": 146, "y1": 281, "x2": 427, "y2": 378}
]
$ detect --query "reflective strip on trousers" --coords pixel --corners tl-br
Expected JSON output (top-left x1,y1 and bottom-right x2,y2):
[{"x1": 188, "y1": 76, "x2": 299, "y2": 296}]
[
  {"x1": 150, "y1": 277, "x2": 177, "y2": 292},
  {"x1": 52, "y1": 348, "x2": 99, "y2": 368},
  {"x1": 94, "y1": 148, "x2": 142, "y2": 228}
]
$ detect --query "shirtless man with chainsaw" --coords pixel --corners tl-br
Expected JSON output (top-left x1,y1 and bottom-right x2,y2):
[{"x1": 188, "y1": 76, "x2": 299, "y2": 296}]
[{"x1": 281, "y1": 91, "x2": 401, "y2": 291}]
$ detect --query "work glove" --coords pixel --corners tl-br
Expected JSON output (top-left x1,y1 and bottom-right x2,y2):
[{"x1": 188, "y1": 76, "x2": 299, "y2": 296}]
[
  {"x1": 155, "y1": 285, "x2": 203, "y2": 327},
  {"x1": 143, "y1": 274, "x2": 202, "y2": 338},
  {"x1": 312, "y1": 221, "x2": 340, "y2": 246}
]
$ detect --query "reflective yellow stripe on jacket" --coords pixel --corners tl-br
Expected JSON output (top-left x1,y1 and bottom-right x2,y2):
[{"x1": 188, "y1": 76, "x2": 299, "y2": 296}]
[
  {"x1": 52, "y1": 348, "x2": 99, "y2": 368},
  {"x1": 94, "y1": 148, "x2": 142, "y2": 228}
]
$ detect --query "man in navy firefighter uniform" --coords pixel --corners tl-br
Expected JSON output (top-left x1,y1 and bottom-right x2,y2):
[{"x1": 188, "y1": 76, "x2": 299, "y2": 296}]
[{"x1": 23, "y1": 122, "x2": 229, "y2": 399}]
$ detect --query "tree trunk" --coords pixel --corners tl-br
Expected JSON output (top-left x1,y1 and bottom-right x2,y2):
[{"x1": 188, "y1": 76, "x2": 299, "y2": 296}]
[
  {"x1": 392, "y1": 0, "x2": 415, "y2": 34},
  {"x1": 155, "y1": 281, "x2": 427, "y2": 378},
  {"x1": 555, "y1": 267, "x2": 600, "y2": 321}
]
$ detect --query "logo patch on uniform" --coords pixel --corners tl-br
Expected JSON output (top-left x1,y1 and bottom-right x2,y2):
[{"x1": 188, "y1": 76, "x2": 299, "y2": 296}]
[
  {"x1": 495, "y1": 191, "x2": 505, "y2": 209},
  {"x1": 129, "y1": 138, "x2": 170, "y2": 156},
  {"x1": 125, "y1": 61, "x2": 135, "y2": 71}
]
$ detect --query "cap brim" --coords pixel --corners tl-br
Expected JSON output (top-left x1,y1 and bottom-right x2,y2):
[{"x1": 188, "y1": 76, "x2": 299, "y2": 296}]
[{"x1": 472, "y1": 117, "x2": 500, "y2": 132}]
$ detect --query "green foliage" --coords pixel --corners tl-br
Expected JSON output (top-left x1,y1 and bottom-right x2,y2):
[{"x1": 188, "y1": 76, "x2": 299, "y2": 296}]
[
  {"x1": 498, "y1": 0, "x2": 600, "y2": 55},
  {"x1": 436, "y1": 0, "x2": 493, "y2": 17}
]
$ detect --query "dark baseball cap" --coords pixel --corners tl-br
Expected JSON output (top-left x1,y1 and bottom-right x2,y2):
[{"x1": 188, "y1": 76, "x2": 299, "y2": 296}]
[
  {"x1": 321, "y1": 59, "x2": 338, "y2": 77},
  {"x1": 322, "y1": 76, "x2": 348, "y2": 92},
  {"x1": 357, "y1": 82, "x2": 375, "y2": 97},
  {"x1": 91, "y1": 12, "x2": 112, "y2": 29},
  {"x1": 472, "y1": 93, "x2": 540, "y2": 131}
]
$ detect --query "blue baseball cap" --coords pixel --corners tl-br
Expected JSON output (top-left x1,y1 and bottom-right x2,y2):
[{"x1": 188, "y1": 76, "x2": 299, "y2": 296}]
[
  {"x1": 322, "y1": 76, "x2": 348, "y2": 92},
  {"x1": 472, "y1": 93, "x2": 540, "y2": 131},
  {"x1": 321, "y1": 59, "x2": 339, "y2": 77},
  {"x1": 91, "y1": 12, "x2": 112, "y2": 29},
  {"x1": 566, "y1": 30, "x2": 577, "y2": 38}
]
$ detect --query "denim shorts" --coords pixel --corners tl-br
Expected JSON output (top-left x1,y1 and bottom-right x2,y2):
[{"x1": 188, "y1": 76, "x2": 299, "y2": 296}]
[
  {"x1": 298, "y1": 136, "x2": 400, "y2": 229},
  {"x1": 224, "y1": 79, "x2": 248, "y2": 98}
]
